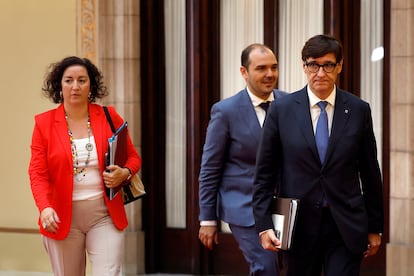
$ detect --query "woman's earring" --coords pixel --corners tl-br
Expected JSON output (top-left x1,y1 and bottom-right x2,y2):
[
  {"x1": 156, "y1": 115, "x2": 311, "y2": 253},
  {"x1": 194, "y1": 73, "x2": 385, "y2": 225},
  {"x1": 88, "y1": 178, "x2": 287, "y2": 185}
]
[
  {"x1": 60, "y1": 91, "x2": 63, "y2": 102},
  {"x1": 88, "y1": 92, "x2": 92, "y2": 102}
]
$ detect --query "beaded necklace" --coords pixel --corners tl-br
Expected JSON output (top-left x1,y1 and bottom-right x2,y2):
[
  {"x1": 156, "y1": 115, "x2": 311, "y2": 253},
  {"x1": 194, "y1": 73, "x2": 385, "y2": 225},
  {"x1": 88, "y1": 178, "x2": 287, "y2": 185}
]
[{"x1": 65, "y1": 113, "x2": 93, "y2": 181}]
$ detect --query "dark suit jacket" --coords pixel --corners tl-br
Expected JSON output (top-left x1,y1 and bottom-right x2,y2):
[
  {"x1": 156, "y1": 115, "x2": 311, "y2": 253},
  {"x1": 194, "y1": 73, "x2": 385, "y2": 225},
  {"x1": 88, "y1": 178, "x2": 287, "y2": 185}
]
[
  {"x1": 29, "y1": 103, "x2": 141, "y2": 240},
  {"x1": 199, "y1": 88, "x2": 287, "y2": 227},
  {"x1": 253, "y1": 86, "x2": 384, "y2": 254}
]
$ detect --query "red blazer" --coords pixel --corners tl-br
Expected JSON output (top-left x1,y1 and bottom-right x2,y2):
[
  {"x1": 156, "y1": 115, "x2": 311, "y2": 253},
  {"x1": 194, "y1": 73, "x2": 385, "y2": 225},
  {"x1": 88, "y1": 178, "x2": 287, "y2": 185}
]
[{"x1": 28, "y1": 103, "x2": 141, "y2": 240}]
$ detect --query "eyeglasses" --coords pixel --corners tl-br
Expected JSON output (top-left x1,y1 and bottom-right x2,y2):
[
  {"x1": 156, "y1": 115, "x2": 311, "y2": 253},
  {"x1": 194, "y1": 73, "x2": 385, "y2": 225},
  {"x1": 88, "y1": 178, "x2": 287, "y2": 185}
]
[{"x1": 305, "y1": 62, "x2": 338, "y2": 73}]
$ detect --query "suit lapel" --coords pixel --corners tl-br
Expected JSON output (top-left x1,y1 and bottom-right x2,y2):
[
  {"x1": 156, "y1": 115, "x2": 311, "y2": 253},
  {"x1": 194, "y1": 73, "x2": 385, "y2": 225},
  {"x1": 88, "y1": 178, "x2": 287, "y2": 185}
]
[
  {"x1": 324, "y1": 90, "x2": 351, "y2": 164},
  {"x1": 238, "y1": 89, "x2": 262, "y2": 144},
  {"x1": 89, "y1": 104, "x2": 107, "y2": 171},
  {"x1": 293, "y1": 89, "x2": 321, "y2": 163},
  {"x1": 53, "y1": 105, "x2": 73, "y2": 168}
]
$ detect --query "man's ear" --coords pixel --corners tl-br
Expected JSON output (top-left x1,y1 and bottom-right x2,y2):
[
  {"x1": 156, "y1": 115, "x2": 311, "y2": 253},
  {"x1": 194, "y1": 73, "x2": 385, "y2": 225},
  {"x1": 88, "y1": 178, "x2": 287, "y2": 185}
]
[
  {"x1": 240, "y1": 66, "x2": 248, "y2": 79},
  {"x1": 302, "y1": 62, "x2": 307, "y2": 73},
  {"x1": 336, "y1": 60, "x2": 344, "y2": 74}
]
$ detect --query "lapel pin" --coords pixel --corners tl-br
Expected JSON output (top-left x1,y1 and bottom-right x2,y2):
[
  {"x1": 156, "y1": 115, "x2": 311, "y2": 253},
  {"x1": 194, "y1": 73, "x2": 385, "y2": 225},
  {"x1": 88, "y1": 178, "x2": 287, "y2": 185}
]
[{"x1": 345, "y1": 109, "x2": 349, "y2": 114}]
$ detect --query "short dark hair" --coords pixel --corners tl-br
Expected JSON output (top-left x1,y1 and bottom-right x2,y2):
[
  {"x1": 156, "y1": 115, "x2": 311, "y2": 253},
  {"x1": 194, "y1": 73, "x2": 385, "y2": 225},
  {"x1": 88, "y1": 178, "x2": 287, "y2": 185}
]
[
  {"x1": 42, "y1": 56, "x2": 108, "y2": 103},
  {"x1": 301, "y1": 34, "x2": 343, "y2": 63},
  {"x1": 241, "y1": 43, "x2": 275, "y2": 69}
]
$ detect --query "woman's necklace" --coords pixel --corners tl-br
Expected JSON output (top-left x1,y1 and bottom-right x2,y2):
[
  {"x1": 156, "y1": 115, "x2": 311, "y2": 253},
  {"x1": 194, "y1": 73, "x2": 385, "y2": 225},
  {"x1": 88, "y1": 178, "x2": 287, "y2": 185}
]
[{"x1": 65, "y1": 113, "x2": 93, "y2": 181}]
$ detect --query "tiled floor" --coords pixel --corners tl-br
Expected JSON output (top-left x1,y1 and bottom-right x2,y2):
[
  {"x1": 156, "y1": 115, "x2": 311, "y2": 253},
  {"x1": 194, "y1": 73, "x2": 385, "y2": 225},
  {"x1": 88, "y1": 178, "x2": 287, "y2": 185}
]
[{"x1": 0, "y1": 273, "x2": 191, "y2": 276}]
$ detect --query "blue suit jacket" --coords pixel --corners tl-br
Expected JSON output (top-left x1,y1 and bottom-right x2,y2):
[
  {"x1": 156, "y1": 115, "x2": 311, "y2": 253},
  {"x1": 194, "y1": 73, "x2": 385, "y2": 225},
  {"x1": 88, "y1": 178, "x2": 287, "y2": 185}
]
[
  {"x1": 199, "y1": 88, "x2": 287, "y2": 227},
  {"x1": 253, "y1": 86, "x2": 384, "y2": 254}
]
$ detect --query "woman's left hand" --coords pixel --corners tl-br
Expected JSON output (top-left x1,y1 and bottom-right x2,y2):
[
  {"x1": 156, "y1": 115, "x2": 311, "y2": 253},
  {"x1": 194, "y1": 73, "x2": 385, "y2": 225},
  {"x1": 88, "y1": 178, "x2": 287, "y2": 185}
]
[{"x1": 102, "y1": 165, "x2": 129, "y2": 188}]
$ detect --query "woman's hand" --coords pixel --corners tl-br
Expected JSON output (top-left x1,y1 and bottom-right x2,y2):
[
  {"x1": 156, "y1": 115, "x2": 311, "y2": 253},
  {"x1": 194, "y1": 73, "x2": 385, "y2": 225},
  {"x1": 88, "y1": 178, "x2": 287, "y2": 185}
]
[
  {"x1": 40, "y1": 207, "x2": 60, "y2": 233},
  {"x1": 103, "y1": 165, "x2": 130, "y2": 188}
]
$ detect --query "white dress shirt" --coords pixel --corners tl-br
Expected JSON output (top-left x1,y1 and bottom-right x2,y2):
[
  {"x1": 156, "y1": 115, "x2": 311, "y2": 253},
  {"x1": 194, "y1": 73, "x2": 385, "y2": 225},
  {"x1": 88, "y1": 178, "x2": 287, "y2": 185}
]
[{"x1": 307, "y1": 85, "x2": 336, "y2": 135}]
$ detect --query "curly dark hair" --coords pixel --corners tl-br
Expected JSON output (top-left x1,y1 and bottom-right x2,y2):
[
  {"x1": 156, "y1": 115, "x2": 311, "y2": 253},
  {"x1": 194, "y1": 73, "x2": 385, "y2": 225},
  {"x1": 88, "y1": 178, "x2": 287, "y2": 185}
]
[{"x1": 42, "y1": 56, "x2": 108, "y2": 103}]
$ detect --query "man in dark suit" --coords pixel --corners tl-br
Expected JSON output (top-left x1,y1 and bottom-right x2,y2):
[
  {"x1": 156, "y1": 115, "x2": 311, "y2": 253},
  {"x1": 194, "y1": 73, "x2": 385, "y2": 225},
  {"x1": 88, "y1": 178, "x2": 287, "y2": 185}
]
[
  {"x1": 252, "y1": 34, "x2": 384, "y2": 276},
  {"x1": 198, "y1": 43, "x2": 287, "y2": 275}
]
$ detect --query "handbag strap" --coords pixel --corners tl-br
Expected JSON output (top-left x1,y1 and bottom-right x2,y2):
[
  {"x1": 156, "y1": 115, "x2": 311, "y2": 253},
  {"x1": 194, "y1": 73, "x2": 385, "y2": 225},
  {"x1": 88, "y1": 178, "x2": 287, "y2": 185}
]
[{"x1": 103, "y1": 106, "x2": 116, "y2": 133}]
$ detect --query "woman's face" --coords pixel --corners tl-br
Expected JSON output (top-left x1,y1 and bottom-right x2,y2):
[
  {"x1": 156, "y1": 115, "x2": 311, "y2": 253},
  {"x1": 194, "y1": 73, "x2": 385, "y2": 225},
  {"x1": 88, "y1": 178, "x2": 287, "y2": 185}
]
[{"x1": 61, "y1": 65, "x2": 90, "y2": 106}]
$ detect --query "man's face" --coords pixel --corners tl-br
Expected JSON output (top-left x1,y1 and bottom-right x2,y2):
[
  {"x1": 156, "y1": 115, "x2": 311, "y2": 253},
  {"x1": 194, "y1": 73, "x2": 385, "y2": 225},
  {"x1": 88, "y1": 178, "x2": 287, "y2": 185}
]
[
  {"x1": 240, "y1": 48, "x2": 278, "y2": 99},
  {"x1": 303, "y1": 53, "x2": 343, "y2": 99}
]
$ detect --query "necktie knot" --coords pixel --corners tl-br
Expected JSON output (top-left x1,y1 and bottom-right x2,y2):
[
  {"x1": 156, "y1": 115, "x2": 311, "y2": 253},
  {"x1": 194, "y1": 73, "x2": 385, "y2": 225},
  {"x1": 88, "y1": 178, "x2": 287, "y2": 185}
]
[
  {"x1": 259, "y1": 101, "x2": 271, "y2": 113},
  {"x1": 317, "y1": 101, "x2": 328, "y2": 111}
]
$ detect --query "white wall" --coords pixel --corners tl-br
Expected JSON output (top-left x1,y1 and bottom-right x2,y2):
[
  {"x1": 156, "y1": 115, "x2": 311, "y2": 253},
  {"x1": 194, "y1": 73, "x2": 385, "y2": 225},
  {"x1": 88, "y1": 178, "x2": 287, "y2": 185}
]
[{"x1": 0, "y1": 0, "x2": 77, "y2": 272}]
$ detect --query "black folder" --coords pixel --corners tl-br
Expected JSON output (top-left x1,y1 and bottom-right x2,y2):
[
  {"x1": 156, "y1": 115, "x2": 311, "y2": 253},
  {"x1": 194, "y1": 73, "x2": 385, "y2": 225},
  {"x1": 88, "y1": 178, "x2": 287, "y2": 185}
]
[{"x1": 271, "y1": 197, "x2": 299, "y2": 250}]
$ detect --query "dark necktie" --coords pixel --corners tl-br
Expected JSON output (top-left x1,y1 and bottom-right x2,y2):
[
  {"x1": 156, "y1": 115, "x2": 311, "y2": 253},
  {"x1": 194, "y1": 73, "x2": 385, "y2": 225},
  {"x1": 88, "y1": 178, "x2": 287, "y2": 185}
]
[
  {"x1": 315, "y1": 101, "x2": 329, "y2": 163},
  {"x1": 259, "y1": 101, "x2": 271, "y2": 114}
]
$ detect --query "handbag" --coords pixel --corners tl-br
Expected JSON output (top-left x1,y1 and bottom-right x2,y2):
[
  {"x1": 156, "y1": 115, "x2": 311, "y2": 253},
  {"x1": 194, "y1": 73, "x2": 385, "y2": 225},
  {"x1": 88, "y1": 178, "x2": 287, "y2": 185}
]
[
  {"x1": 122, "y1": 173, "x2": 146, "y2": 204},
  {"x1": 103, "y1": 106, "x2": 146, "y2": 204}
]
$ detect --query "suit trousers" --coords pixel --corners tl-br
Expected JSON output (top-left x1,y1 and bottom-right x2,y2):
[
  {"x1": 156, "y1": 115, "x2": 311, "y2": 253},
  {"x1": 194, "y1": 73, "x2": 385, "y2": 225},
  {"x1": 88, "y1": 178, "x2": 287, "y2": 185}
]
[
  {"x1": 229, "y1": 224, "x2": 279, "y2": 276},
  {"x1": 286, "y1": 207, "x2": 363, "y2": 276},
  {"x1": 42, "y1": 197, "x2": 125, "y2": 276}
]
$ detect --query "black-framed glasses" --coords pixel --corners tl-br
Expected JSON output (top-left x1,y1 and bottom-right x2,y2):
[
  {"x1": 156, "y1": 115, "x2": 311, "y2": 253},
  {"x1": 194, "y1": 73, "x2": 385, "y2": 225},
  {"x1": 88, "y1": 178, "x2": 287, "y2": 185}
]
[{"x1": 305, "y1": 62, "x2": 338, "y2": 73}]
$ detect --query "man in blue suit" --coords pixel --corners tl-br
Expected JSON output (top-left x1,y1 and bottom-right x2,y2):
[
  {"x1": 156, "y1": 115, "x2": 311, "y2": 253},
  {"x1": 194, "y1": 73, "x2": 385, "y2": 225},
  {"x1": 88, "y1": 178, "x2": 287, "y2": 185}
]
[
  {"x1": 198, "y1": 43, "x2": 287, "y2": 275},
  {"x1": 253, "y1": 35, "x2": 384, "y2": 276}
]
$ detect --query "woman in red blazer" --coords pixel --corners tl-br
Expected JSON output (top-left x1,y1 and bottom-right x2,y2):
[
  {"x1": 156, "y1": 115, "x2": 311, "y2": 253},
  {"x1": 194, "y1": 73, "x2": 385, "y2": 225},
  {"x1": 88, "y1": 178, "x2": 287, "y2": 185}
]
[{"x1": 28, "y1": 56, "x2": 141, "y2": 276}]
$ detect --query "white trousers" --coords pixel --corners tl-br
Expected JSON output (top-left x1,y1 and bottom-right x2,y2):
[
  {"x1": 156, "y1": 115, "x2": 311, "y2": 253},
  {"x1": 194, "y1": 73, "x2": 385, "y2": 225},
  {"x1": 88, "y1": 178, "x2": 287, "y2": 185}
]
[{"x1": 43, "y1": 197, "x2": 125, "y2": 276}]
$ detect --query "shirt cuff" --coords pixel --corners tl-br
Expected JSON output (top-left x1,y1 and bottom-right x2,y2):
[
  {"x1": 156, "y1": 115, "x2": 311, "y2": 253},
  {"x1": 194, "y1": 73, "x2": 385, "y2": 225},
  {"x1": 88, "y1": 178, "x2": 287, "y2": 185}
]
[
  {"x1": 259, "y1": 229, "x2": 273, "y2": 237},
  {"x1": 200, "y1": 220, "x2": 217, "y2": 226}
]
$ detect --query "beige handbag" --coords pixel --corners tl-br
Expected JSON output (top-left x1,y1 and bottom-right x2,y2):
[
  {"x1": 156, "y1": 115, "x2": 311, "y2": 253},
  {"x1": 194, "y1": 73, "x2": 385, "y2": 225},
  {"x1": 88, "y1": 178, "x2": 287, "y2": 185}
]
[{"x1": 121, "y1": 174, "x2": 146, "y2": 204}]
